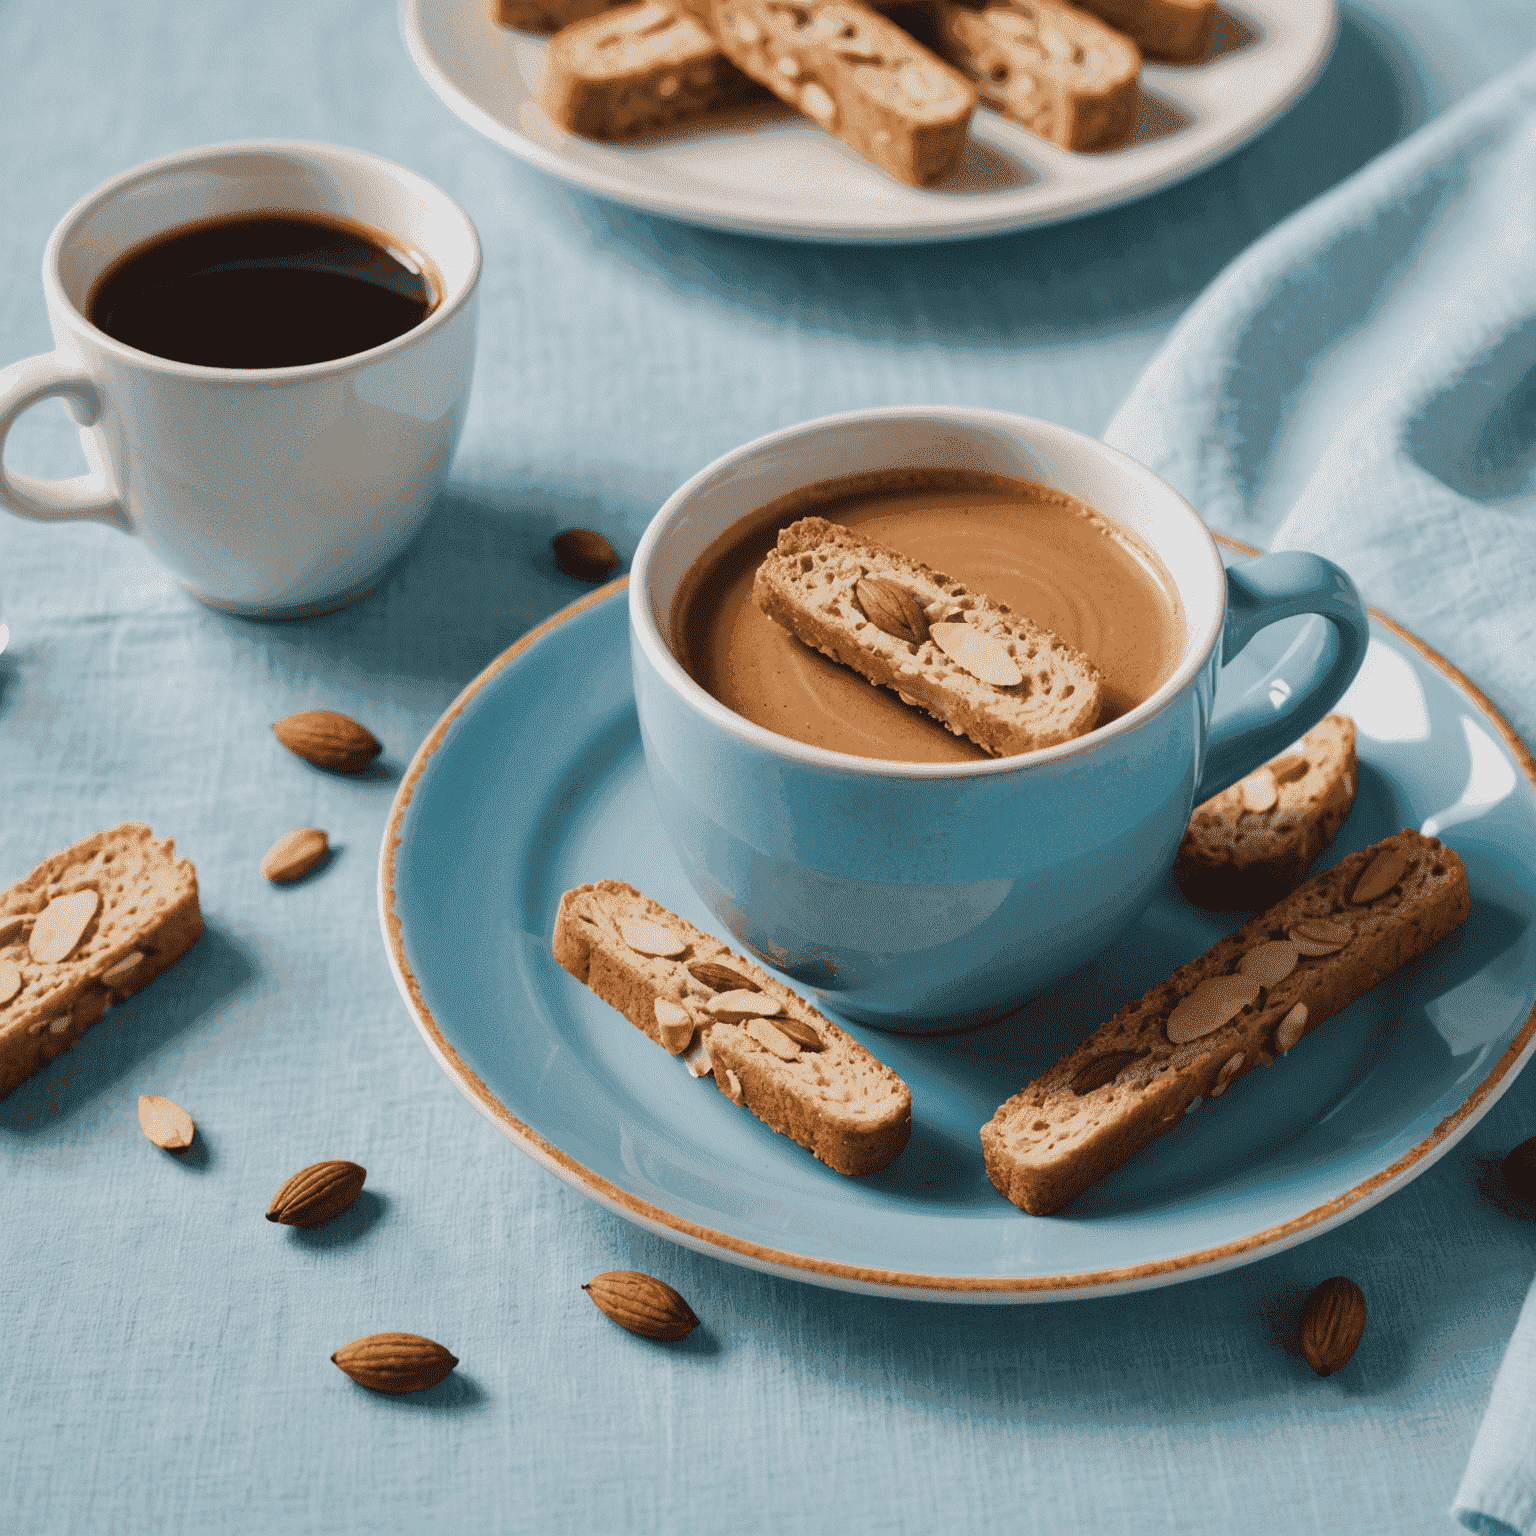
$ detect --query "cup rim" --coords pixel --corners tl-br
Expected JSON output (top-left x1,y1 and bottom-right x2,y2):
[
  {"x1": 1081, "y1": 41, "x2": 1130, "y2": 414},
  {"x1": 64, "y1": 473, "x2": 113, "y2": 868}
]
[
  {"x1": 630, "y1": 405, "x2": 1228, "y2": 781},
  {"x1": 41, "y1": 138, "x2": 482, "y2": 385}
]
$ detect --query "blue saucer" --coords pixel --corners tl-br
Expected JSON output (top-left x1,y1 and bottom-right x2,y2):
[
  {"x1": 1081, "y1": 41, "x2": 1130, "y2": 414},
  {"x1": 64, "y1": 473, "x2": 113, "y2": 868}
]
[{"x1": 380, "y1": 581, "x2": 1536, "y2": 1301}]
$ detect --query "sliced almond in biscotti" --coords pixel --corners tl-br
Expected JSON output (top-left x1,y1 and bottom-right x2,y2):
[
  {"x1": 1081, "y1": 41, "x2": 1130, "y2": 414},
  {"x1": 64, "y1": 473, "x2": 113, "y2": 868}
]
[
  {"x1": 552, "y1": 879, "x2": 911, "y2": 1174},
  {"x1": 1070, "y1": 0, "x2": 1214, "y2": 61},
  {"x1": 1176, "y1": 715, "x2": 1359, "y2": 911},
  {"x1": 926, "y1": 0, "x2": 1140, "y2": 151},
  {"x1": 684, "y1": 0, "x2": 976, "y2": 185},
  {"x1": 753, "y1": 516, "x2": 1102, "y2": 756},
  {"x1": 0, "y1": 825, "x2": 203, "y2": 1101},
  {"x1": 541, "y1": 1, "x2": 764, "y2": 140},
  {"x1": 981, "y1": 829, "x2": 1470, "y2": 1216}
]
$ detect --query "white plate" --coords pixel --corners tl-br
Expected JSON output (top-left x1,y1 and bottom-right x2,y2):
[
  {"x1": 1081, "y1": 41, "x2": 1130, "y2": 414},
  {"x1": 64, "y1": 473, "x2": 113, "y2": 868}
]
[{"x1": 402, "y1": 0, "x2": 1337, "y2": 242}]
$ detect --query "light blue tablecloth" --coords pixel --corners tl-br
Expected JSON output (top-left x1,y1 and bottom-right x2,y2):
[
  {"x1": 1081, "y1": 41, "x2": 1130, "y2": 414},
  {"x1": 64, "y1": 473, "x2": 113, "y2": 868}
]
[{"x1": 3, "y1": 2, "x2": 1535, "y2": 1533}]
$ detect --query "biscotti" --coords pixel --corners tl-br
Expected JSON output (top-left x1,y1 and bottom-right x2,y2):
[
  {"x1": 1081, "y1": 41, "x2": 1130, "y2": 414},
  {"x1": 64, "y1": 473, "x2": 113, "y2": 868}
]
[
  {"x1": 489, "y1": 0, "x2": 626, "y2": 33},
  {"x1": 753, "y1": 516, "x2": 1102, "y2": 756},
  {"x1": 1072, "y1": 0, "x2": 1212, "y2": 61},
  {"x1": 982, "y1": 830, "x2": 1470, "y2": 1215},
  {"x1": 1176, "y1": 714, "x2": 1358, "y2": 911},
  {"x1": 684, "y1": 0, "x2": 976, "y2": 185},
  {"x1": 541, "y1": 1, "x2": 761, "y2": 138},
  {"x1": 927, "y1": 0, "x2": 1140, "y2": 151},
  {"x1": 553, "y1": 880, "x2": 911, "y2": 1174},
  {"x1": 0, "y1": 825, "x2": 203, "y2": 1100}
]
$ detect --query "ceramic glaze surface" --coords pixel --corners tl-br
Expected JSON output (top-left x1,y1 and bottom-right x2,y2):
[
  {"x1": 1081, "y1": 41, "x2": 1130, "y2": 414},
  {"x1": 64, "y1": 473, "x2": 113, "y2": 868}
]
[
  {"x1": 0, "y1": 141, "x2": 480, "y2": 616},
  {"x1": 382, "y1": 583, "x2": 1536, "y2": 1298}
]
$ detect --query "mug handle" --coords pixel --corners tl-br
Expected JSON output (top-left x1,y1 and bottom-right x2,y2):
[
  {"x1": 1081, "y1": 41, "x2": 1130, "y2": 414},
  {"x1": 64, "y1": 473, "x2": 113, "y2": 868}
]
[
  {"x1": 0, "y1": 353, "x2": 130, "y2": 530},
  {"x1": 1194, "y1": 552, "x2": 1370, "y2": 802}
]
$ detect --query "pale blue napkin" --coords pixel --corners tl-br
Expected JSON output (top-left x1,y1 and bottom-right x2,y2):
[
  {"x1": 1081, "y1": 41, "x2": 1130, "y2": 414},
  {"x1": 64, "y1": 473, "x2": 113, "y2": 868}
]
[
  {"x1": 1103, "y1": 49, "x2": 1536, "y2": 1536},
  {"x1": 1105, "y1": 48, "x2": 1536, "y2": 751}
]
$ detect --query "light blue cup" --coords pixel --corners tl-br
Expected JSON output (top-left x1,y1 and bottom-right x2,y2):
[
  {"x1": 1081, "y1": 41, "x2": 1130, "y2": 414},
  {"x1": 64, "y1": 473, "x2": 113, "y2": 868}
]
[{"x1": 630, "y1": 408, "x2": 1369, "y2": 1031}]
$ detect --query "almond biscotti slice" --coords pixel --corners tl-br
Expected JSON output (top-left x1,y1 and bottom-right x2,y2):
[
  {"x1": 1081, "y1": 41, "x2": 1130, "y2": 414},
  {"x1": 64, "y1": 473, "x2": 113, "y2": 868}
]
[
  {"x1": 0, "y1": 825, "x2": 203, "y2": 1100},
  {"x1": 982, "y1": 829, "x2": 1470, "y2": 1215},
  {"x1": 553, "y1": 880, "x2": 911, "y2": 1174},
  {"x1": 927, "y1": 0, "x2": 1140, "y2": 151},
  {"x1": 1071, "y1": 0, "x2": 1212, "y2": 61},
  {"x1": 541, "y1": 1, "x2": 761, "y2": 139},
  {"x1": 1176, "y1": 714, "x2": 1359, "y2": 912},
  {"x1": 685, "y1": 0, "x2": 977, "y2": 185},
  {"x1": 489, "y1": 0, "x2": 627, "y2": 34},
  {"x1": 754, "y1": 516, "x2": 1102, "y2": 756}
]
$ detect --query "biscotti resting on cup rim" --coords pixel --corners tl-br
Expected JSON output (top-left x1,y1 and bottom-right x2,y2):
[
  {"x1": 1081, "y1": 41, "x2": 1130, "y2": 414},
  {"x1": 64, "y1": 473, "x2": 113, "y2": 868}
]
[
  {"x1": 685, "y1": 0, "x2": 977, "y2": 185},
  {"x1": 754, "y1": 515, "x2": 1102, "y2": 755},
  {"x1": 925, "y1": 0, "x2": 1141, "y2": 151},
  {"x1": 553, "y1": 879, "x2": 912, "y2": 1174},
  {"x1": 1176, "y1": 714, "x2": 1359, "y2": 912},
  {"x1": 982, "y1": 829, "x2": 1470, "y2": 1216},
  {"x1": 1072, "y1": 0, "x2": 1213, "y2": 61},
  {"x1": 541, "y1": 1, "x2": 762, "y2": 138},
  {"x1": 0, "y1": 825, "x2": 203, "y2": 1100},
  {"x1": 488, "y1": 0, "x2": 626, "y2": 33}
]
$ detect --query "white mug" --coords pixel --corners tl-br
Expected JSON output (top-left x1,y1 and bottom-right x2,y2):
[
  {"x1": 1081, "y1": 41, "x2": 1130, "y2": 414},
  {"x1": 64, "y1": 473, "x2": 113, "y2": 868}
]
[{"x1": 0, "y1": 141, "x2": 480, "y2": 618}]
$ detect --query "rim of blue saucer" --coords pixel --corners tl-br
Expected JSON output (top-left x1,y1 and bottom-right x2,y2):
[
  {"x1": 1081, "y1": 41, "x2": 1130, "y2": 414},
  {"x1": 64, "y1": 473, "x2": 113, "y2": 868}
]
[{"x1": 378, "y1": 545, "x2": 1536, "y2": 1300}]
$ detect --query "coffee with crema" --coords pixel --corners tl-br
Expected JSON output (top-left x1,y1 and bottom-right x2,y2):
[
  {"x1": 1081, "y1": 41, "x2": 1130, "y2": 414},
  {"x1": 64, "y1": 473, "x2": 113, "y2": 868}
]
[{"x1": 673, "y1": 469, "x2": 1186, "y2": 764}]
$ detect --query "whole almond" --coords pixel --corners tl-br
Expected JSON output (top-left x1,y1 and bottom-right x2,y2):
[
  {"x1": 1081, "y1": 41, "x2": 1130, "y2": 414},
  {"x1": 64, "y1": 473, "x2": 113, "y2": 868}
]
[
  {"x1": 1351, "y1": 846, "x2": 1410, "y2": 905},
  {"x1": 273, "y1": 711, "x2": 381, "y2": 775},
  {"x1": 138, "y1": 1094, "x2": 195, "y2": 1152},
  {"x1": 553, "y1": 528, "x2": 621, "y2": 583},
  {"x1": 261, "y1": 828, "x2": 329, "y2": 884},
  {"x1": 29, "y1": 889, "x2": 100, "y2": 964},
  {"x1": 687, "y1": 959, "x2": 759, "y2": 993},
  {"x1": 772, "y1": 1014, "x2": 824, "y2": 1052},
  {"x1": 1298, "y1": 1276, "x2": 1366, "y2": 1377},
  {"x1": 583, "y1": 1270, "x2": 700, "y2": 1341},
  {"x1": 1503, "y1": 1136, "x2": 1536, "y2": 1204},
  {"x1": 854, "y1": 577, "x2": 930, "y2": 646},
  {"x1": 930, "y1": 622, "x2": 1024, "y2": 688},
  {"x1": 267, "y1": 1160, "x2": 367, "y2": 1228},
  {"x1": 331, "y1": 1333, "x2": 457, "y2": 1394}
]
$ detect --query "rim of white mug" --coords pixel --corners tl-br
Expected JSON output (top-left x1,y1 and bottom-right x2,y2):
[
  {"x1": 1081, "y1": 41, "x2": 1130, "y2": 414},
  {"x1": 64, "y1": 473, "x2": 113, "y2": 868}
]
[
  {"x1": 630, "y1": 405, "x2": 1230, "y2": 782},
  {"x1": 40, "y1": 138, "x2": 481, "y2": 386}
]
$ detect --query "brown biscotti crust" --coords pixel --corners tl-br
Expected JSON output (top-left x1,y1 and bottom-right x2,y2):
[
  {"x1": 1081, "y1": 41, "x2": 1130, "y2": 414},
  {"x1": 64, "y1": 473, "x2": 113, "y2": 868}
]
[
  {"x1": 553, "y1": 880, "x2": 911, "y2": 1174},
  {"x1": 982, "y1": 830, "x2": 1470, "y2": 1215},
  {"x1": 685, "y1": 0, "x2": 976, "y2": 185},
  {"x1": 1176, "y1": 715, "x2": 1359, "y2": 912},
  {"x1": 754, "y1": 515, "x2": 1102, "y2": 756},
  {"x1": 489, "y1": 0, "x2": 627, "y2": 33},
  {"x1": 928, "y1": 0, "x2": 1140, "y2": 151},
  {"x1": 540, "y1": 1, "x2": 760, "y2": 139},
  {"x1": 0, "y1": 825, "x2": 202, "y2": 1100},
  {"x1": 1072, "y1": 0, "x2": 1213, "y2": 61}
]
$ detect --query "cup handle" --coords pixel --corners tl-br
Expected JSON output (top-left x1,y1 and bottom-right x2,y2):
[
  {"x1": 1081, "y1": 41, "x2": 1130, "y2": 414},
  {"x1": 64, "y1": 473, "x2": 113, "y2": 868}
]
[
  {"x1": 0, "y1": 353, "x2": 130, "y2": 530},
  {"x1": 1194, "y1": 552, "x2": 1370, "y2": 802}
]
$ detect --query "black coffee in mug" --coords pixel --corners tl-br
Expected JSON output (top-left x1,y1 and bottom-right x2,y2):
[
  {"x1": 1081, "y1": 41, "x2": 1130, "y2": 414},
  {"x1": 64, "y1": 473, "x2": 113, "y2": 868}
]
[{"x1": 87, "y1": 213, "x2": 438, "y2": 368}]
